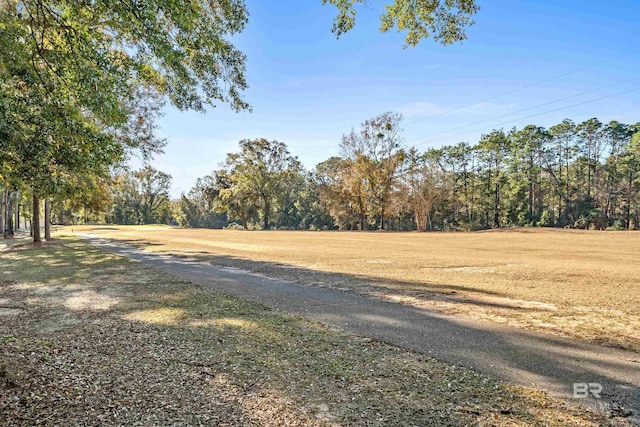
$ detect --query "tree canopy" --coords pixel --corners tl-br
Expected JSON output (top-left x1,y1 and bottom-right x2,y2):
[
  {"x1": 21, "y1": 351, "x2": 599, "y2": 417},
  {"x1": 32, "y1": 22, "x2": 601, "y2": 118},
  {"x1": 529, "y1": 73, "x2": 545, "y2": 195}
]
[
  {"x1": 0, "y1": 0, "x2": 250, "y2": 240},
  {"x1": 215, "y1": 139, "x2": 303, "y2": 230},
  {"x1": 324, "y1": 0, "x2": 479, "y2": 46}
]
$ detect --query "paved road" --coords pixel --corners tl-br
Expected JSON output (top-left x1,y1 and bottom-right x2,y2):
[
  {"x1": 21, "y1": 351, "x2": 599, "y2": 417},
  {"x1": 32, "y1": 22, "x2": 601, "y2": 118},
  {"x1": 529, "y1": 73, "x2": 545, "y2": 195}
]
[{"x1": 81, "y1": 234, "x2": 640, "y2": 422}]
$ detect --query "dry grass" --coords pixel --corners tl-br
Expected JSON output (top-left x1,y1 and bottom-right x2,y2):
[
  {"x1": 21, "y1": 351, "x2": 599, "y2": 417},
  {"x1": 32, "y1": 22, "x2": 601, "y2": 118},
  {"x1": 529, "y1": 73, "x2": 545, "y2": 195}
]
[
  {"x1": 0, "y1": 236, "x2": 628, "y2": 426},
  {"x1": 70, "y1": 225, "x2": 640, "y2": 352}
]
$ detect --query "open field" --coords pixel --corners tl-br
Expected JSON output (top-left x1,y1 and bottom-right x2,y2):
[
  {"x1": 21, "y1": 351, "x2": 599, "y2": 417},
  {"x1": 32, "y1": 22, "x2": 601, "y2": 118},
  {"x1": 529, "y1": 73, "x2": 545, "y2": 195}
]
[
  {"x1": 70, "y1": 225, "x2": 640, "y2": 352},
  {"x1": 1, "y1": 236, "x2": 627, "y2": 426}
]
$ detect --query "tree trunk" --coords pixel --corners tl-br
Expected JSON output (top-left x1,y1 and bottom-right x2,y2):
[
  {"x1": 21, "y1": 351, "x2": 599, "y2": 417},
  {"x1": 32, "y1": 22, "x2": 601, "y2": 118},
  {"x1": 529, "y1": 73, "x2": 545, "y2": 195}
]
[
  {"x1": 625, "y1": 200, "x2": 631, "y2": 230},
  {"x1": 627, "y1": 171, "x2": 633, "y2": 230},
  {"x1": 586, "y1": 140, "x2": 592, "y2": 199},
  {"x1": 494, "y1": 184, "x2": 500, "y2": 228},
  {"x1": 45, "y1": 197, "x2": 51, "y2": 240},
  {"x1": 33, "y1": 193, "x2": 41, "y2": 243},
  {"x1": 0, "y1": 188, "x2": 5, "y2": 239},
  {"x1": 557, "y1": 154, "x2": 563, "y2": 222},
  {"x1": 565, "y1": 147, "x2": 570, "y2": 203},
  {"x1": 263, "y1": 197, "x2": 270, "y2": 230},
  {"x1": 239, "y1": 212, "x2": 249, "y2": 229},
  {"x1": 528, "y1": 180, "x2": 534, "y2": 222},
  {"x1": 15, "y1": 193, "x2": 20, "y2": 231},
  {"x1": 5, "y1": 191, "x2": 13, "y2": 238},
  {"x1": 414, "y1": 206, "x2": 426, "y2": 231},
  {"x1": 463, "y1": 169, "x2": 471, "y2": 223}
]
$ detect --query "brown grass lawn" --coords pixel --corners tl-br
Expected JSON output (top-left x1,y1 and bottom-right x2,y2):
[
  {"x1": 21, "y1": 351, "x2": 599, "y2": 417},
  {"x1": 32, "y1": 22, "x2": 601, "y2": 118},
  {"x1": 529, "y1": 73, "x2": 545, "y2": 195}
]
[
  {"x1": 69, "y1": 225, "x2": 640, "y2": 352},
  {"x1": 1, "y1": 237, "x2": 625, "y2": 426}
]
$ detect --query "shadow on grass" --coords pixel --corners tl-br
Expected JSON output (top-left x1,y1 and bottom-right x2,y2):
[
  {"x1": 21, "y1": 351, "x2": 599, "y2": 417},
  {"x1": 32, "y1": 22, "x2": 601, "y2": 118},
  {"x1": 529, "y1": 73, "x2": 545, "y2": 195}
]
[
  {"x1": 108, "y1": 237, "x2": 541, "y2": 309},
  {"x1": 0, "y1": 238, "x2": 636, "y2": 426},
  {"x1": 94, "y1": 236, "x2": 640, "y2": 417},
  {"x1": 106, "y1": 236, "x2": 640, "y2": 354}
]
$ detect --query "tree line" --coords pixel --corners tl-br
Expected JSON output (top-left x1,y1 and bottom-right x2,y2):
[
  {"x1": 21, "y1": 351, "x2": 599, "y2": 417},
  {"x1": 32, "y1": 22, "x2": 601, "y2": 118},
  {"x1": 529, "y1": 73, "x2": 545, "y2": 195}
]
[
  {"x1": 175, "y1": 113, "x2": 640, "y2": 231},
  {"x1": 6, "y1": 108, "x2": 639, "y2": 233}
]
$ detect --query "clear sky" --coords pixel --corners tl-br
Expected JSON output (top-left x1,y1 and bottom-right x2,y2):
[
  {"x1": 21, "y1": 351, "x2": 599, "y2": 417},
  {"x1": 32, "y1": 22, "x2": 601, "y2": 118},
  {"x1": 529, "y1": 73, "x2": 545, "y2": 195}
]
[{"x1": 143, "y1": 0, "x2": 640, "y2": 198}]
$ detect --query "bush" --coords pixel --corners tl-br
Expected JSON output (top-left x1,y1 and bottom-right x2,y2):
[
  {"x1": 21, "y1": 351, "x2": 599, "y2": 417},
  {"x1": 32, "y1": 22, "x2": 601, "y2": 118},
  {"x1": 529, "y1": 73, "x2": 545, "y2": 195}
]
[
  {"x1": 537, "y1": 210, "x2": 555, "y2": 227},
  {"x1": 224, "y1": 222, "x2": 246, "y2": 230},
  {"x1": 606, "y1": 220, "x2": 626, "y2": 231}
]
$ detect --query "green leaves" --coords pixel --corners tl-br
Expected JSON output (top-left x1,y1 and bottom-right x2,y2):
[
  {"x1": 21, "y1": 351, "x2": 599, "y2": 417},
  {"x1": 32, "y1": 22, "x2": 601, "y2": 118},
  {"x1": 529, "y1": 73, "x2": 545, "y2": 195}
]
[
  {"x1": 323, "y1": 0, "x2": 358, "y2": 38},
  {"x1": 0, "y1": 0, "x2": 250, "y2": 234},
  {"x1": 109, "y1": 166, "x2": 172, "y2": 225},
  {"x1": 324, "y1": 0, "x2": 479, "y2": 47},
  {"x1": 215, "y1": 139, "x2": 303, "y2": 229},
  {"x1": 5, "y1": 0, "x2": 250, "y2": 119}
]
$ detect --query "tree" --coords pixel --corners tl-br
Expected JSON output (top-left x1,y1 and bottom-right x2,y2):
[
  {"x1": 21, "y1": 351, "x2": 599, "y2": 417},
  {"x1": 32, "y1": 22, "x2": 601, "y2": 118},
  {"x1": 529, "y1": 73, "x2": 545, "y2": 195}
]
[
  {"x1": 323, "y1": 0, "x2": 479, "y2": 46},
  {"x1": 215, "y1": 168, "x2": 257, "y2": 229},
  {"x1": 0, "y1": 69, "x2": 121, "y2": 241},
  {"x1": 295, "y1": 173, "x2": 336, "y2": 230},
  {"x1": 55, "y1": 171, "x2": 112, "y2": 225},
  {"x1": 178, "y1": 174, "x2": 228, "y2": 229},
  {"x1": 601, "y1": 121, "x2": 630, "y2": 219},
  {"x1": 400, "y1": 148, "x2": 448, "y2": 231},
  {"x1": 618, "y1": 129, "x2": 640, "y2": 229},
  {"x1": 187, "y1": 117, "x2": 640, "y2": 232},
  {"x1": 273, "y1": 168, "x2": 306, "y2": 229},
  {"x1": 2, "y1": 1, "x2": 480, "y2": 242},
  {"x1": 340, "y1": 112, "x2": 405, "y2": 230},
  {"x1": 440, "y1": 142, "x2": 476, "y2": 227},
  {"x1": 316, "y1": 156, "x2": 368, "y2": 230},
  {"x1": 507, "y1": 125, "x2": 548, "y2": 225},
  {"x1": 1, "y1": 0, "x2": 248, "y2": 241},
  {"x1": 5, "y1": 0, "x2": 472, "y2": 123},
  {"x1": 136, "y1": 167, "x2": 172, "y2": 224},
  {"x1": 476, "y1": 130, "x2": 509, "y2": 228},
  {"x1": 109, "y1": 166, "x2": 172, "y2": 225},
  {"x1": 549, "y1": 119, "x2": 577, "y2": 225},
  {"x1": 576, "y1": 118, "x2": 604, "y2": 200},
  {"x1": 2, "y1": 1, "x2": 249, "y2": 117},
  {"x1": 216, "y1": 139, "x2": 303, "y2": 230}
]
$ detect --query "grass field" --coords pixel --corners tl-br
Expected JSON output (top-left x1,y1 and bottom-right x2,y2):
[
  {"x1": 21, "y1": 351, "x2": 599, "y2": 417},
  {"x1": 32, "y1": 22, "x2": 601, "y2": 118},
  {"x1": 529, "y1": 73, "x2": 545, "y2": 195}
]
[
  {"x1": 70, "y1": 225, "x2": 640, "y2": 352},
  {"x1": 0, "y1": 235, "x2": 628, "y2": 426}
]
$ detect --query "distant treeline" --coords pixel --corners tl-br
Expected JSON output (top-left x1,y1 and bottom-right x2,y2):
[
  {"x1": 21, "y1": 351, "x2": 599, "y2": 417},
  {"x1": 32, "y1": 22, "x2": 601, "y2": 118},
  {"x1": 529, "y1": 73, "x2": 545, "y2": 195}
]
[
  {"x1": 42, "y1": 112, "x2": 639, "y2": 231},
  {"x1": 173, "y1": 113, "x2": 640, "y2": 231}
]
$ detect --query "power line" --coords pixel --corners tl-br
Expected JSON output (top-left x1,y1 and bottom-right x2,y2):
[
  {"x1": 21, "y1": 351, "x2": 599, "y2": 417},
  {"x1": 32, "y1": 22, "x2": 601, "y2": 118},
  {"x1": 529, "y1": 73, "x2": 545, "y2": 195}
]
[
  {"x1": 296, "y1": 50, "x2": 639, "y2": 160},
  {"x1": 410, "y1": 86, "x2": 640, "y2": 148},
  {"x1": 298, "y1": 81, "x2": 640, "y2": 160},
  {"x1": 402, "y1": 49, "x2": 639, "y2": 127},
  {"x1": 405, "y1": 75, "x2": 640, "y2": 144}
]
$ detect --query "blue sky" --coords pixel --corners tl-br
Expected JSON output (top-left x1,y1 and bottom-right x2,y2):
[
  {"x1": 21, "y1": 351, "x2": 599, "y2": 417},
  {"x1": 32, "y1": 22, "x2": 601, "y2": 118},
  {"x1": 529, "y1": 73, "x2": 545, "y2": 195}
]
[{"x1": 145, "y1": 0, "x2": 640, "y2": 198}]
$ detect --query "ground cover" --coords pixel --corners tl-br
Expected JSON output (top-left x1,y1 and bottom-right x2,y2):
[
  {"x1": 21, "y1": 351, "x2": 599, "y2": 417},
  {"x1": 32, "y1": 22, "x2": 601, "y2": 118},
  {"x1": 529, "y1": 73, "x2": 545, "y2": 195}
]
[{"x1": 0, "y1": 235, "x2": 627, "y2": 426}]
